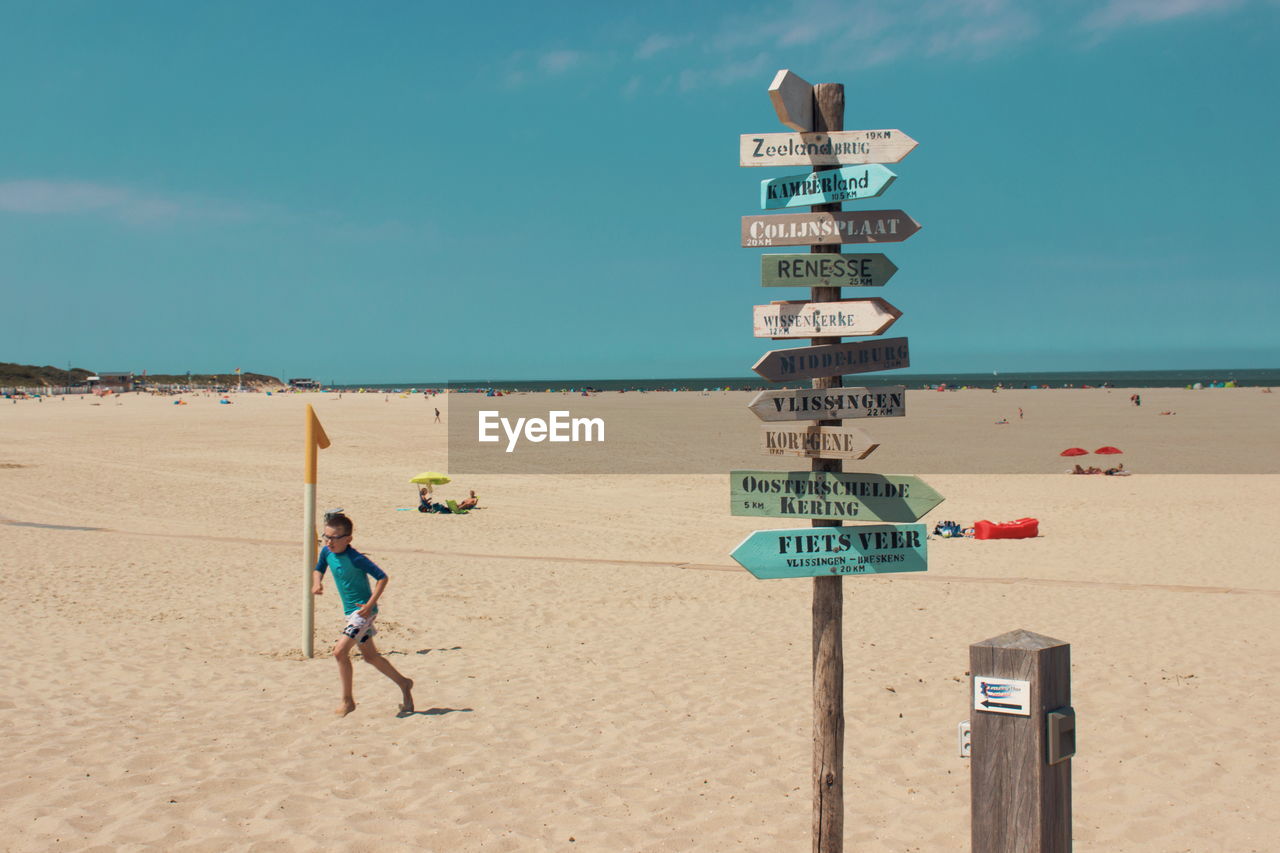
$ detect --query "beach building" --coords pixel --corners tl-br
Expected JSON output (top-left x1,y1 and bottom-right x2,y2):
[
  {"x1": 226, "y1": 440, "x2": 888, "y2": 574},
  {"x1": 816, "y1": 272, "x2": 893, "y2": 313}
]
[
  {"x1": 92, "y1": 371, "x2": 134, "y2": 393},
  {"x1": 289, "y1": 378, "x2": 321, "y2": 390}
]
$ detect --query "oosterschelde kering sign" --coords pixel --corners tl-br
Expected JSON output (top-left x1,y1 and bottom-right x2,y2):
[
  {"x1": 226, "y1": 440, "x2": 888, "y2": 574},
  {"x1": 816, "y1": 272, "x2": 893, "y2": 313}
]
[
  {"x1": 753, "y1": 337, "x2": 909, "y2": 381},
  {"x1": 747, "y1": 386, "x2": 906, "y2": 422},
  {"x1": 743, "y1": 210, "x2": 921, "y2": 248},
  {"x1": 739, "y1": 130, "x2": 919, "y2": 168},
  {"x1": 730, "y1": 470, "x2": 944, "y2": 522},
  {"x1": 760, "y1": 253, "x2": 897, "y2": 288},
  {"x1": 761, "y1": 164, "x2": 896, "y2": 209}
]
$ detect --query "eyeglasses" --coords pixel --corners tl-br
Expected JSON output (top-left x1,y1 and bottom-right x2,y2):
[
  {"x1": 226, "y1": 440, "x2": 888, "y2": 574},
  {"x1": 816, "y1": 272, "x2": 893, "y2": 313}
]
[{"x1": 320, "y1": 532, "x2": 350, "y2": 542}]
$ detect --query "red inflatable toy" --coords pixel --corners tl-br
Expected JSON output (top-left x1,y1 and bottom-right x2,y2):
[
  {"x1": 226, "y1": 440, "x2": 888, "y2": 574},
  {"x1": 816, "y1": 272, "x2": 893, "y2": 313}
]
[{"x1": 973, "y1": 518, "x2": 1039, "y2": 540}]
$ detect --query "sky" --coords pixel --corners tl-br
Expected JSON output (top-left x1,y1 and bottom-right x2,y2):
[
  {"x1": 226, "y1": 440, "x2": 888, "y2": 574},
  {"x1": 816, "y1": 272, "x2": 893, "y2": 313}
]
[{"x1": 2, "y1": 0, "x2": 1278, "y2": 383}]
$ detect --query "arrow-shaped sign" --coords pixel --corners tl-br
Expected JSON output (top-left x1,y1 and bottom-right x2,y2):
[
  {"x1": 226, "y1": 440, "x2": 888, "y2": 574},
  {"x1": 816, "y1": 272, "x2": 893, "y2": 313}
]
[
  {"x1": 754, "y1": 298, "x2": 901, "y2": 338},
  {"x1": 768, "y1": 69, "x2": 813, "y2": 132},
  {"x1": 761, "y1": 164, "x2": 896, "y2": 210},
  {"x1": 761, "y1": 253, "x2": 898, "y2": 288},
  {"x1": 980, "y1": 701, "x2": 1022, "y2": 710},
  {"x1": 973, "y1": 677, "x2": 1031, "y2": 716},
  {"x1": 740, "y1": 130, "x2": 919, "y2": 167},
  {"x1": 731, "y1": 524, "x2": 928, "y2": 579},
  {"x1": 748, "y1": 386, "x2": 906, "y2": 422},
  {"x1": 743, "y1": 210, "x2": 920, "y2": 248},
  {"x1": 753, "y1": 337, "x2": 909, "y2": 382},
  {"x1": 730, "y1": 471, "x2": 944, "y2": 522},
  {"x1": 762, "y1": 423, "x2": 879, "y2": 460}
]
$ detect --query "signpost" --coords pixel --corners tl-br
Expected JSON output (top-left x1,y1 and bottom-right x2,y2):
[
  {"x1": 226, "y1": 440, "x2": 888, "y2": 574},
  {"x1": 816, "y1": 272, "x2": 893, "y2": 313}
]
[
  {"x1": 731, "y1": 72, "x2": 934, "y2": 853},
  {"x1": 753, "y1": 298, "x2": 901, "y2": 338},
  {"x1": 743, "y1": 210, "x2": 921, "y2": 247},
  {"x1": 761, "y1": 253, "x2": 897, "y2": 288},
  {"x1": 730, "y1": 470, "x2": 944, "y2": 521},
  {"x1": 762, "y1": 423, "x2": 879, "y2": 460},
  {"x1": 762, "y1": 164, "x2": 896, "y2": 209},
  {"x1": 740, "y1": 129, "x2": 919, "y2": 167},
  {"x1": 747, "y1": 386, "x2": 906, "y2": 422},
  {"x1": 752, "y1": 337, "x2": 909, "y2": 381},
  {"x1": 731, "y1": 524, "x2": 928, "y2": 579}
]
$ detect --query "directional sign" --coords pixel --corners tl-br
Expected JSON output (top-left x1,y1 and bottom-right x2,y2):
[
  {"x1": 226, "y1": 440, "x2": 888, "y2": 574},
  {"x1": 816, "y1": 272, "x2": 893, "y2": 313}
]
[
  {"x1": 762, "y1": 424, "x2": 879, "y2": 460},
  {"x1": 743, "y1": 210, "x2": 920, "y2": 248},
  {"x1": 731, "y1": 524, "x2": 928, "y2": 579},
  {"x1": 747, "y1": 385, "x2": 906, "y2": 422},
  {"x1": 740, "y1": 130, "x2": 919, "y2": 168},
  {"x1": 768, "y1": 69, "x2": 812, "y2": 132},
  {"x1": 730, "y1": 470, "x2": 944, "y2": 522},
  {"x1": 761, "y1": 253, "x2": 897, "y2": 288},
  {"x1": 973, "y1": 677, "x2": 1031, "y2": 716},
  {"x1": 754, "y1": 298, "x2": 901, "y2": 338},
  {"x1": 753, "y1": 337, "x2": 909, "y2": 382},
  {"x1": 761, "y1": 165, "x2": 896, "y2": 210}
]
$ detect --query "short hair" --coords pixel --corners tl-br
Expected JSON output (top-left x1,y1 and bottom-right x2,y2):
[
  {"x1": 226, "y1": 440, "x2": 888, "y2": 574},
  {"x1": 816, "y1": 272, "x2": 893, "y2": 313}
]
[{"x1": 324, "y1": 510, "x2": 353, "y2": 537}]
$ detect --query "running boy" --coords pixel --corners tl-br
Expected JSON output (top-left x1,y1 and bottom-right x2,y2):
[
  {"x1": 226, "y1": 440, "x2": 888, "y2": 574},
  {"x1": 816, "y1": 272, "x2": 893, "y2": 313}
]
[{"x1": 312, "y1": 511, "x2": 414, "y2": 716}]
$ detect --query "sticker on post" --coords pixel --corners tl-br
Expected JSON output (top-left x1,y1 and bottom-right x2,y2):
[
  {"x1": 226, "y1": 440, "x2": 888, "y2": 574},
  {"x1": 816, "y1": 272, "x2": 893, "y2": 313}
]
[{"x1": 973, "y1": 677, "x2": 1031, "y2": 716}]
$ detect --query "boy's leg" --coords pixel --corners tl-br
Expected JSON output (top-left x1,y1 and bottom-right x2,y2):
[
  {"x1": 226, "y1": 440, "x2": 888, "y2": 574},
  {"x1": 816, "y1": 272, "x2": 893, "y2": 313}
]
[
  {"x1": 358, "y1": 638, "x2": 414, "y2": 713},
  {"x1": 332, "y1": 635, "x2": 358, "y2": 716}
]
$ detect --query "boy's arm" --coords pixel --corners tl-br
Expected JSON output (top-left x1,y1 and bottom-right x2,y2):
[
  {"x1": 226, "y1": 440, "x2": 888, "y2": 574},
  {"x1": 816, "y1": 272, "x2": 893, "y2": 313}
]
[
  {"x1": 357, "y1": 575, "x2": 389, "y2": 617},
  {"x1": 312, "y1": 570, "x2": 325, "y2": 595}
]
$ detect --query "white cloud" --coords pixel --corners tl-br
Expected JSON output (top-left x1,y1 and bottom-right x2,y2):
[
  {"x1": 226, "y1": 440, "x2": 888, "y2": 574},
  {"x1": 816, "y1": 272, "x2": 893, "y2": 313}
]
[
  {"x1": 1082, "y1": 0, "x2": 1247, "y2": 31},
  {"x1": 635, "y1": 34, "x2": 691, "y2": 60},
  {"x1": 0, "y1": 179, "x2": 266, "y2": 226},
  {"x1": 538, "y1": 50, "x2": 584, "y2": 74}
]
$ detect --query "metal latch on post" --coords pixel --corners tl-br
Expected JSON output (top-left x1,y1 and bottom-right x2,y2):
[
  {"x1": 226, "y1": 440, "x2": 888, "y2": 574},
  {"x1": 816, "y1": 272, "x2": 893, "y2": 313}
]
[{"x1": 1047, "y1": 706, "x2": 1076, "y2": 765}]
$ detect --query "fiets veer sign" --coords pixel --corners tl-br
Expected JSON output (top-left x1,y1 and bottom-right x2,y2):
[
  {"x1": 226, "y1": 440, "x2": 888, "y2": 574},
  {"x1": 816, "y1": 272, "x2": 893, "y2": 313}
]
[
  {"x1": 761, "y1": 253, "x2": 897, "y2": 288},
  {"x1": 477, "y1": 410, "x2": 604, "y2": 453},
  {"x1": 731, "y1": 470, "x2": 944, "y2": 522},
  {"x1": 739, "y1": 130, "x2": 919, "y2": 167},
  {"x1": 973, "y1": 677, "x2": 1032, "y2": 716},
  {"x1": 742, "y1": 210, "x2": 920, "y2": 248},
  {"x1": 754, "y1": 298, "x2": 901, "y2": 338},
  {"x1": 731, "y1": 525, "x2": 928, "y2": 579},
  {"x1": 762, "y1": 424, "x2": 879, "y2": 460},
  {"x1": 748, "y1": 385, "x2": 906, "y2": 422},
  {"x1": 761, "y1": 164, "x2": 896, "y2": 209},
  {"x1": 753, "y1": 337, "x2": 909, "y2": 382}
]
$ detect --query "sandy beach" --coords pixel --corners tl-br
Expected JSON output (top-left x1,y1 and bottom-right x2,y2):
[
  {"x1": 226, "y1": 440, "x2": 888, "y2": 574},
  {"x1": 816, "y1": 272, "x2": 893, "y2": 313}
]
[{"x1": 2, "y1": 388, "x2": 1277, "y2": 851}]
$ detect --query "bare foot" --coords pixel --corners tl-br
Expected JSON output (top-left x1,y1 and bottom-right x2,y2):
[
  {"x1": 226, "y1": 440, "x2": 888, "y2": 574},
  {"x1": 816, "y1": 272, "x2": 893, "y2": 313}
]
[
  {"x1": 335, "y1": 699, "x2": 356, "y2": 717},
  {"x1": 398, "y1": 679, "x2": 415, "y2": 714}
]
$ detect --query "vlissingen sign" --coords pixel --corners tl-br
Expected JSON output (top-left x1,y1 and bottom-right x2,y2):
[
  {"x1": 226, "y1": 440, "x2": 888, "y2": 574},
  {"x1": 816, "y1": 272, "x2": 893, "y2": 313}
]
[
  {"x1": 753, "y1": 337, "x2": 909, "y2": 382},
  {"x1": 730, "y1": 470, "x2": 944, "y2": 522},
  {"x1": 754, "y1": 298, "x2": 901, "y2": 338},
  {"x1": 762, "y1": 424, "x2": 879, "y2": 460},
  {"x1": 739, "y1": 130, "x2": 919, "y2": 168},
  {"x1": 761, "y1": 164, "x2": 896, "y2": 210},
  {"x1": 761, "y1": 253, "x2": 897, "y2": 288},
  {"x1": 730, "y1": 524, "x2": 928, "y2": 579},
  {"x1": 747, "y1": 385, "x2": 906, "y2": 422},
  {"x1": 742, "y1": 210, "x2": 921, "y2": 248}
]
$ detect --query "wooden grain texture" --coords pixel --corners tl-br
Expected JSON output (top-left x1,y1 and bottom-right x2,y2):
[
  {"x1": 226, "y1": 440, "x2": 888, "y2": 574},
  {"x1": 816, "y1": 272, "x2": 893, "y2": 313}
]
[
  {"x1": 746, "y1": 385, "x2": 906, "y2": 422},
  {"x1": 970, "y1": 630, "x2": 1072, "y2": 853},
  {"x1": 742, "y1": 209, "x2": 921, "y2": 248},
  {"x1": 810, "y1": 79, "x2": 845, "y2": 853},
  {"x1": 729, "y1": 470, "x2": 943, "y2": 521},
  {"x1": 753, "y1": 298, "x2": 901, "y2": 338},
  {"x1": 752, "y1": 337, "x2": 910, "y2": 382},
  {"x1": 762, "y1": 423, "x2": 879, "y2": 460},
  {"x1": 740, "y1": 129, "x2": 918, "y2": 167},
  {"x1": 761, "y1": 253, "x2": 897, "y2": 288}
]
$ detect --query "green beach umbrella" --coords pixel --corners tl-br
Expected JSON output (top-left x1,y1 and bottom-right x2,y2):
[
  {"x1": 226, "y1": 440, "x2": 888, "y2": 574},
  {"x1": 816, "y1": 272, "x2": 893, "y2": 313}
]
[{"x1": 410, "y1": 471, "x2": 451, "y2": 485}]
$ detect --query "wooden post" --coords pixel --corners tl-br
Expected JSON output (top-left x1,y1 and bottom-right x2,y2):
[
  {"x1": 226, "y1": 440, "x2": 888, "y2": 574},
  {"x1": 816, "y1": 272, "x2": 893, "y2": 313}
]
[
  {"x1": 810, "y1": 80, "x2": 845, "y2": 853},
  {"x1": 970, "y1": 629, "x2": 1073, "y2": 853},
  {"x1": 303, "y1": 405, "x2": 330, "y2": 659}
]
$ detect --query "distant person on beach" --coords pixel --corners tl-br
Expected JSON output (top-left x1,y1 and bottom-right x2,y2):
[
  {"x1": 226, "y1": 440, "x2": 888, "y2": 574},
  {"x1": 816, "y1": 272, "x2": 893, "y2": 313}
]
[
  {"x1": 456, "y1": 490, "x2": 479, "y2": 511},
  {"x1": 312, "y1": 511, "x2": 414, "y2": 717},
  {"x1": 417, "y1": 487, "x2": 434, "y2": 513},
  {"x1": 434, "y1": 407, "x2": 441, "y2": 423}
]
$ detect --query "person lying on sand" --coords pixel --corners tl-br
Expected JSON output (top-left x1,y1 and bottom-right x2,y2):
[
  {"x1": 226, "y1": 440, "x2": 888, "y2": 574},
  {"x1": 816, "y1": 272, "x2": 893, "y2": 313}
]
[
  {"x1": 456, "y1": 490, "x2": 479, "y2": 511},
  {"x1": 312, "y1": 511, "x2": 414, "y2": 717},
  {"x1": 1070, "y1": 464, "x2": 1104, "y2": 475}
]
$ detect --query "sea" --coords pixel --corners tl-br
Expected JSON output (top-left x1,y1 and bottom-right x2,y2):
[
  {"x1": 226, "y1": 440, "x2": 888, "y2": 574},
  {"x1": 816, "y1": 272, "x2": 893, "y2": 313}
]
[{"x1": 338, "y1": 368, "x2": 1279, "y2": 392}]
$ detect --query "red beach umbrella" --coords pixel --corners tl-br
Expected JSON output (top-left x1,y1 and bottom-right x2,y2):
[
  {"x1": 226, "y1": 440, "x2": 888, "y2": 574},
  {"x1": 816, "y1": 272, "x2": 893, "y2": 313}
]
[
  {"x1": 1059, "y1": 447, "x2": 1088, "y2": 457},
  {"x1": 1095, "y1": 446, "x2": 1123, "y2": 455}
]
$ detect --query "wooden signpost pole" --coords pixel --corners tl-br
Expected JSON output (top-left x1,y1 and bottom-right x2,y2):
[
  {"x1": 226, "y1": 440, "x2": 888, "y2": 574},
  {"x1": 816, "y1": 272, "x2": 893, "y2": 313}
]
[{"x1": 809, "y1": 81, "x2": 845, "y2": 853}]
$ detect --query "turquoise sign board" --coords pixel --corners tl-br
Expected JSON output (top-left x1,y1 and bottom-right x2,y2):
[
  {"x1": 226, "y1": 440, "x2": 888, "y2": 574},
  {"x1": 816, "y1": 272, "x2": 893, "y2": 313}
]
[
  {"x1": 731, "y1": 524, "x2": 928, "y2": 579},
  {"x1": 730, "y1": 470, "x2": 944, "y2": 521},
  {"x1": 761, "y1": 164, "x2": 896, "y2": 210}
]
